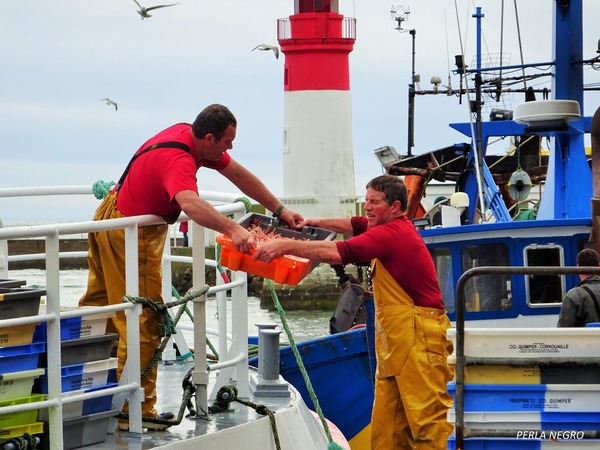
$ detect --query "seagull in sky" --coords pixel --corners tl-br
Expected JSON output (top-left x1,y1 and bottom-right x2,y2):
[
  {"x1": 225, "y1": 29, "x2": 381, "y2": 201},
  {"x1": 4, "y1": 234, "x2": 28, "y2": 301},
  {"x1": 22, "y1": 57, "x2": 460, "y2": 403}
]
[
  {"x1": 101, "y1": 98, "x2": 118, "y2": 111},
  {"x1": 132, "y1": 0, "x2": 180, "y2": 20},
  {"x1": 251, "y1": 44, "x2": 280, "y2": 60}
]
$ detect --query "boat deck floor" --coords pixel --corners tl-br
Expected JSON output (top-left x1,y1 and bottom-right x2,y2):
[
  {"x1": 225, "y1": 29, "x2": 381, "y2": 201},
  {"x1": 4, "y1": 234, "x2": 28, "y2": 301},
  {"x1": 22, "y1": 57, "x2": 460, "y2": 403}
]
[{"x1": 83, "y1": 360, "x2": 295, "y2": 449}]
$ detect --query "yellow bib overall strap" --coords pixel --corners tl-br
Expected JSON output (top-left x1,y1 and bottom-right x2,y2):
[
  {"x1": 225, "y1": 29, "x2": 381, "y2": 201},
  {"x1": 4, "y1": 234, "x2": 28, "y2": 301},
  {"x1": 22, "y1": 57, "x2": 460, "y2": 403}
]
[{"x1": 370, "y1": 258, "x2": 416, "y2": 378}]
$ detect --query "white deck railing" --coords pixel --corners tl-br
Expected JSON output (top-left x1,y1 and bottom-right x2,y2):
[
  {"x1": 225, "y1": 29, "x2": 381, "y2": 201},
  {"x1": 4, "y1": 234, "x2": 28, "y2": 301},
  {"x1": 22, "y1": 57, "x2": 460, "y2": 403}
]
[{"x1": 0, "y1": 185, "x2": 250, "y2": 449}]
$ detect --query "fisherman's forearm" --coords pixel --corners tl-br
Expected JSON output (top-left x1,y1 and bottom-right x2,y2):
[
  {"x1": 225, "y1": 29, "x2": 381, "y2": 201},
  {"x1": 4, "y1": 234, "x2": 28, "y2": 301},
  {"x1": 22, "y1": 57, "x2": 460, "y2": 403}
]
[
  {"x1": 276, "y1": 240, "x2": 341, "y2": 265},
  {"x1": 304, "y1": 218, "x2": 354, "y2": 236}
]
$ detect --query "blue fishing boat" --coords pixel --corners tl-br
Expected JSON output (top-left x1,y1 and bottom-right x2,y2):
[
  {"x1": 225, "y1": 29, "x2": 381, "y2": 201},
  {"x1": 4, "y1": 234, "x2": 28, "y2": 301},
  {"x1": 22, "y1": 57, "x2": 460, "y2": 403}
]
[{"x1": 257, "y1": 0, "x2": 600, "y2": 448}]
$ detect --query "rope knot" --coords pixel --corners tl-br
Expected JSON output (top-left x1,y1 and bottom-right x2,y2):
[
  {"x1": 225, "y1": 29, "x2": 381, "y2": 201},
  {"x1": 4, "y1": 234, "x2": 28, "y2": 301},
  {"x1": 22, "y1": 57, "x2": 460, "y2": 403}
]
[
  {"x1": 92, "y1": 180, "x2": 115, "y2": 199},
  {"x1": 208, "y1": 385, "x2": 239, "y2": 414},
  {"x1": 255, "y1": 404, "x2": 270, "y2": 416},
  {"x1": 123, "y1": 295, "x2": 177, "y2": 337}
]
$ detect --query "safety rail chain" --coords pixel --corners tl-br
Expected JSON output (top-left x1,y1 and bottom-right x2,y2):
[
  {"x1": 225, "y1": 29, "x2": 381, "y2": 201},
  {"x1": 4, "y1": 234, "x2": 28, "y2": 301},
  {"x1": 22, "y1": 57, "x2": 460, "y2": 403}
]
[
  {"x1": 453, "y1": 265, "x2": 600, "y2": 450},
  {"x1": 0, "y1": 185, "x2": 251, "y2": 450}
]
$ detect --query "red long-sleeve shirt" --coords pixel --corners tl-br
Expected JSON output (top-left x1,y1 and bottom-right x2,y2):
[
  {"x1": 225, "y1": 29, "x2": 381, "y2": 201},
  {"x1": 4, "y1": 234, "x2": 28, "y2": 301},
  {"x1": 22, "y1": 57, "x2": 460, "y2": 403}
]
[{"x1": 336, "y1": 216, "x2": 444, "y2": 309}]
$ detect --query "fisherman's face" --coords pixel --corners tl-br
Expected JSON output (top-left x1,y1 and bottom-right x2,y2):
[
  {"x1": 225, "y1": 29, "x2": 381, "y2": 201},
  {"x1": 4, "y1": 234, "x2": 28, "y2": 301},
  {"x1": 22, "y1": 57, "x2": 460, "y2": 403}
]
[
  {"x1": 205, "y1": 125, "x2": 236, "y2": 160},
  {"x1": 363, "y1": 188, "x2": 399, "y2": 228}
]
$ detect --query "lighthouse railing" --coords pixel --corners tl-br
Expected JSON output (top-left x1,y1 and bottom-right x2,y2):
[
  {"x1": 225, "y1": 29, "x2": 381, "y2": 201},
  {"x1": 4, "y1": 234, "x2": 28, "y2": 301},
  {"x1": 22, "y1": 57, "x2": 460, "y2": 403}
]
[{"x1": 277, "y1": 16, "x2": 356, "y2": 40}]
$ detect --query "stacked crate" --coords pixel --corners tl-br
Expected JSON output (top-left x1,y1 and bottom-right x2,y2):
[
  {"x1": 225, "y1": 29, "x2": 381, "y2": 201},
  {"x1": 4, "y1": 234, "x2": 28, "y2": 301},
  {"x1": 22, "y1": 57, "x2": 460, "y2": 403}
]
[
  {"x1": 447, "y1": 327, "x2": 600, "y2": 449},
  {"x1": 32, "y1": 305, "x2": 119, "y2": 450},
  {"x1": 0, "y1": 283, "x2": 47, "y2": 444}
]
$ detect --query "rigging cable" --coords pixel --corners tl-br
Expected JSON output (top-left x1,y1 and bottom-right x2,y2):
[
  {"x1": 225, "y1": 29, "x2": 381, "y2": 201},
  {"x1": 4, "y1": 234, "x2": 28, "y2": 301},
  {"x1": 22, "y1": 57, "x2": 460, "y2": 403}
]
[
  {"x1": 454, "y1": 0, "x2": 466, "y2": 102},
  {"x1": 513, "y1": 0, "x2": 528, "y2": 91},
  {"x1": 444, "y1": 10, "x2": 453, "y2": 90},
  {"x1": 499, "y1": 0, "x2": 505, "y2": 100},
  {"x1": 455, "y1": 0, "x2": 488, "y2": 223}
]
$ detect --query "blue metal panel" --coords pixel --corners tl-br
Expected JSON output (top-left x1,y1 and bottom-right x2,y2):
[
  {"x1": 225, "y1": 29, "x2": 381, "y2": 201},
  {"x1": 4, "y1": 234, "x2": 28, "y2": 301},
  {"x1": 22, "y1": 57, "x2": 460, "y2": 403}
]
[
  {"x1": 537, "y1": 0, "x2": 590, "y2": 219},
  {"x1": 424, "y1": 219, "x2": 591, "y2": 323}
]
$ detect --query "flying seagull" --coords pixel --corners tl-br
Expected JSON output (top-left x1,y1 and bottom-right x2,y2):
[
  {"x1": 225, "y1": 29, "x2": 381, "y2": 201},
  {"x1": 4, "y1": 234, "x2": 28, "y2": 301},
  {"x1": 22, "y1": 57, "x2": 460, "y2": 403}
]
[
  {"x1": 251, "y1": 44, "x2": 280, "y2": 60},
  {"x1": 101, "y1": 98, "x2": 118, "y2": 111},
  {"x1": 132, "y1": 0, "x2": 179, "y2": 20}
]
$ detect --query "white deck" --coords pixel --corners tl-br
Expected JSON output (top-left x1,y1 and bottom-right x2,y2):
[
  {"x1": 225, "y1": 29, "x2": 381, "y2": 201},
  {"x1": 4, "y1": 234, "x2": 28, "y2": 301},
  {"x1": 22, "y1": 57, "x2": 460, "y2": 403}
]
[{"x1": 89, "y1": 361, "x2": 328, "y2": 450}]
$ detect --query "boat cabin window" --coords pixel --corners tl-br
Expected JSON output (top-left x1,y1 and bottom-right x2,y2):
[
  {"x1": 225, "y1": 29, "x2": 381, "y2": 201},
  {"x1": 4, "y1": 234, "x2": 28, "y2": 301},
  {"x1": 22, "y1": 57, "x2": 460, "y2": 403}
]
[
  {"x1": 524, "y1": 245, "x2": 565, "y2": 305},
  {"x1": 430, "y1": 248, "x2": 455, "y2": 312},
  {"x1": 461, "y1": 244, "x2": 511, "y2": 312}
]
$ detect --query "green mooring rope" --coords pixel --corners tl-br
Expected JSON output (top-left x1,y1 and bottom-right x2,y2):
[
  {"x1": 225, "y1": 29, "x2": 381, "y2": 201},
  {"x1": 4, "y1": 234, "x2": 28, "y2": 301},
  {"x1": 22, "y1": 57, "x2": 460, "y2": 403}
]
[
  {"x1": 265, "y1": 279, "x2": 344, "y2": 450},
  {"x1": 123, "y1": 285, "x2": 210, "y2": 378},
  {"x1": 92, "y1": 180, "x2": 116, "y2": 199},
  {"x1": 118, "y1": 286, "x2": 211, "y2": 428},
  {"x1": 234, "y1": 196, "x2": 252, "y2": 213},
  {"x1": 171, "y1": 285, "x2": 218, "y2": 360}
]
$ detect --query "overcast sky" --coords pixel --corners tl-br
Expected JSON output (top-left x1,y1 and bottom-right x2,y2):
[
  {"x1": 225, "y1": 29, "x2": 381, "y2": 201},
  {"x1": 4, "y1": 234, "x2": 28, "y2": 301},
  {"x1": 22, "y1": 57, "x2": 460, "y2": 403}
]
[{"x1": 1, "y1": 0, "x2": 599, "y2": 225}]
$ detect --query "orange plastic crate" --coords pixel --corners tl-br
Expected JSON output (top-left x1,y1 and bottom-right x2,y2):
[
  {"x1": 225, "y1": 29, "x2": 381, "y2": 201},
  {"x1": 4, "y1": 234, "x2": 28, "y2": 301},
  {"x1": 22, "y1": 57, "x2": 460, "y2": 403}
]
[
  {"x1": 216, "y1": 234, "x2": 312, "y2": 286},
  {"x1": 215, "y1": 213, "x2": 336, "y2": 286}
]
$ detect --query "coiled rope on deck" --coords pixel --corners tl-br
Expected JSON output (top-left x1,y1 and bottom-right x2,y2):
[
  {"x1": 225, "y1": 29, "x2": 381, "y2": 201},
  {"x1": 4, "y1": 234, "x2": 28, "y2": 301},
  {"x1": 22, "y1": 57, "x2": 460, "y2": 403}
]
[
  {"x1": 265, "y1": 279, "x2": 345, "y2": 450},
  {"x1": 209, "y1": 385, "x2": 282, "y2": 449},
  {"x1": 119, "y1": 366, "x2": 199, "y2": 427}
]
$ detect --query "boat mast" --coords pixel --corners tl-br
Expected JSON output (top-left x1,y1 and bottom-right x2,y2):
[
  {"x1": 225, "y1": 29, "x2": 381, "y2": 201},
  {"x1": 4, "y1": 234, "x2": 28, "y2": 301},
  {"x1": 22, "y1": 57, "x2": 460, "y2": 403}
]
[
  {"x1": 473, "y1": 7, "x2": 486, "y2": 223},
  {"x1": 407, "y1": 28, "x2": 416, "y2": 157}
]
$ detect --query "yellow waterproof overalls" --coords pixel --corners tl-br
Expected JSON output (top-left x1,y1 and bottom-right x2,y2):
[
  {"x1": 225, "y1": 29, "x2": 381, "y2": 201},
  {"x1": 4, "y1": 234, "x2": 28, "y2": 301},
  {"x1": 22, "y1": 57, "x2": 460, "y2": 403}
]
[
  {"x1": 79, "y1": 192, "x2": 167, "y2": 417},
  {"x1": 370, "y1": 259, "x2": 454, "y2": 450}
]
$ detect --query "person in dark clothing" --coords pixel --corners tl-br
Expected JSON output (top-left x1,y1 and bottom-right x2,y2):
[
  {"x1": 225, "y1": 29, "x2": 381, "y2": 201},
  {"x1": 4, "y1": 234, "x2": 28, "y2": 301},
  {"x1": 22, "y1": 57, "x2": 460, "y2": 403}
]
[{"x1": 557, "y1": 248, "x2": 600, "y2": 327}]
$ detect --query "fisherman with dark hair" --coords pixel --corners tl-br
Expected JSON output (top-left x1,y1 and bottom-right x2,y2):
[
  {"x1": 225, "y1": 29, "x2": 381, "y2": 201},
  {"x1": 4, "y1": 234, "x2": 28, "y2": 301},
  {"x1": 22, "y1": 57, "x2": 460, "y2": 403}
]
[
  {"x1": 80, "y1": 103, "x2": 303, "y2": 430},
  {"x1": 558, "y1": 248, "x2": 600, "y2": 327},
  {"x1": 254, "y1": 174, "x2": 454, "y2": 450}
]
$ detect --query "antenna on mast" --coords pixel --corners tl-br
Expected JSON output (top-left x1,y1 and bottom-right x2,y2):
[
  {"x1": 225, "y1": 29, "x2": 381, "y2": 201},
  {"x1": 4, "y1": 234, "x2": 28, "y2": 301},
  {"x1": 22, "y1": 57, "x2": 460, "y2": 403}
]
[
  {"x1": 390, "y1": 5, "x2": 410, "y2": 31},
  {"x1": 391, "y1": 5, "x2": 416, "y2": 156}
]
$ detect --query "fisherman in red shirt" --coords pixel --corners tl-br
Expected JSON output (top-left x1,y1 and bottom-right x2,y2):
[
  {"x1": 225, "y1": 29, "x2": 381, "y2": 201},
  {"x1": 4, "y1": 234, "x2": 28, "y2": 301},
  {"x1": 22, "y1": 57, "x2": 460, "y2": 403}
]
[
  {"x1": 80, "y1": 104, "x2": 303, "y2": 430},
  {"x1": 254, "y1": 174, "x2": 453, "y2": 449}
]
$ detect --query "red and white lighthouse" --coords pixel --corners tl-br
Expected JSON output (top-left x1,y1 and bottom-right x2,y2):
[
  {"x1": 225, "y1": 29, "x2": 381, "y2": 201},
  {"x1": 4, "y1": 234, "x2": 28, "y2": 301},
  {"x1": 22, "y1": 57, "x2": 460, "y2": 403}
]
[{"x1": 277, "y1": 0, "x2": 357, "y2": 218}]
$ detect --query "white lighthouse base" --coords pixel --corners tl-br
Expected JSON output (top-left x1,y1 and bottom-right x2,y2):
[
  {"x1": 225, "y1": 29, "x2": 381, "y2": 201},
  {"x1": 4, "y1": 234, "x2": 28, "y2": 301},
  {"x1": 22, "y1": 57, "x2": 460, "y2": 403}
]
[{"x1": 282, "y1": 90, "x2": 357, "y2": 219}]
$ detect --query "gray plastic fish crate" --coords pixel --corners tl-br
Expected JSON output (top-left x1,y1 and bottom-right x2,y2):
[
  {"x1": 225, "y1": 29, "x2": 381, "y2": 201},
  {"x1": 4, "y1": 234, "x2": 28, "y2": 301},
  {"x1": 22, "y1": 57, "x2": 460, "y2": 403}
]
[
  {"x1": 39, "y1": 333, "x2": 118, "y2": 367},
  {"x1": 0, "y1": 279, "x2": 26, "y2": 288},
  {"x1": 0, "y1": 287, "x2": 45, "y2": 320}
]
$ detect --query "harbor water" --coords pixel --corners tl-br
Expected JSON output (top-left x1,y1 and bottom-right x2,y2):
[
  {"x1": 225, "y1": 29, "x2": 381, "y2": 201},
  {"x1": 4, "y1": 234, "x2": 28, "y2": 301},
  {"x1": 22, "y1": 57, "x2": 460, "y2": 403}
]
[{"x1": 8, "y1": 269, "x2": 333, "y2": 343}]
